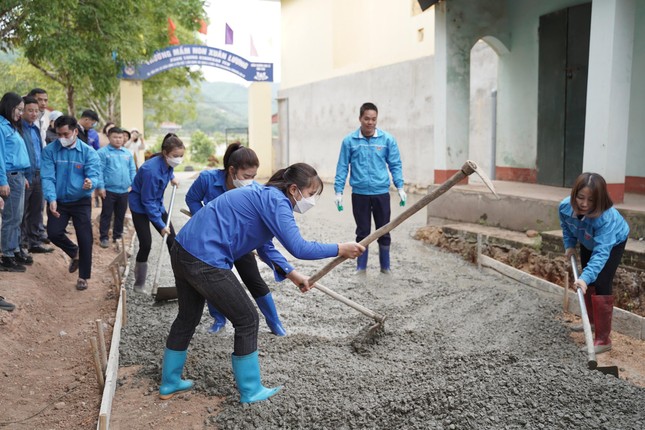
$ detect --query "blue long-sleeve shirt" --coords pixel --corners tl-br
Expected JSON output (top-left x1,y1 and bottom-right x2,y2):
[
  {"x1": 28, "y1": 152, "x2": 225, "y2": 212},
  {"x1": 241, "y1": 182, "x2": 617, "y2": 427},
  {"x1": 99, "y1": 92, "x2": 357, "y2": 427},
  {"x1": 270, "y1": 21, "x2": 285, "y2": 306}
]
[
  {"x1": 334, "y1": 128, "x2": 404, "y2": 195},
  {"x1": 129, "y1": 155, "x2": 174, "y2": 230},
  {"x1": 559, "y1": 196, "x2": 630, "y2": 285},
  {"x1": 0, "y1": 116, "x2": 31, "y2": 186},
  {"x1": 41, "y1": 139, "x2": 102, "y2": 203},
  {"x1": 177, "y1": 183, "x2": 339, "y2": 281},
  {"x1": 185, "y1": 169, "x2": 228, "y2": 215},
  {"x1": 97, "y1": 145, "x2": 136, "y2": 194},
  {"x1": 21, "y1": 119, "x2": 43, "y2": 171}
]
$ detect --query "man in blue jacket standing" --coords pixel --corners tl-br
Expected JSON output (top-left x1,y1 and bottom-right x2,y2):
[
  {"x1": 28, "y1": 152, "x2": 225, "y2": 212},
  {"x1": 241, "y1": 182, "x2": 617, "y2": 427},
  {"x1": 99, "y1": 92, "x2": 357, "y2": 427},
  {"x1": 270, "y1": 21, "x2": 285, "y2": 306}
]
[
  {"x1": 334, "y1": 102, "x2": 405, "y2": 275},
  {"x1": 41, "y1": 115, "x2": 101, "y2": 290}
]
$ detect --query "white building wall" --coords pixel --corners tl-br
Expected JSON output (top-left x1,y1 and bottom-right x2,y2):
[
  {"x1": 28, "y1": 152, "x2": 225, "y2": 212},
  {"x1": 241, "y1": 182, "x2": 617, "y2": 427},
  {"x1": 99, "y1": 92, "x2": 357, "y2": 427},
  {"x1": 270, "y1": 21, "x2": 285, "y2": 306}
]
[
  {"x1": 627, "y1": 2, "x2": 645, "y2": 178},
  {"x1": 281, "y1": 0, "x2": 435, "y2": 90},
  {"x1": 279, "y1": 57, "x2": 434, "y2": 188}
]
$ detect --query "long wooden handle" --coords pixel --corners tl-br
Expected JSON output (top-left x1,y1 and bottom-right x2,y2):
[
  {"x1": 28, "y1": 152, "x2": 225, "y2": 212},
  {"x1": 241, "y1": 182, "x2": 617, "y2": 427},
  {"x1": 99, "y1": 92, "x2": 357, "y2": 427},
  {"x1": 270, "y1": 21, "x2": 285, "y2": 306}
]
[
  {"x1": 570, "y1": 255, "x2": 597, "y2": 369},
  {"x1": 314, "y1": 282, "x2": 386, "y2": 323},
  {"x1": 308, "y1": 161, "x2": 477, "y2": 285},
  {"x1": 152, "y1": 185, "x2": 178, "y2": 296}
]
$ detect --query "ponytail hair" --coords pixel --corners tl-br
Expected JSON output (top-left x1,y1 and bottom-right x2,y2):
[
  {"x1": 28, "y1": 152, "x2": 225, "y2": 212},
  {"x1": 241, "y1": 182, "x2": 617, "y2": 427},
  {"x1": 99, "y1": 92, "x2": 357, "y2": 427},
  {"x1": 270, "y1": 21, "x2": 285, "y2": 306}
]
[
  {"x1": 223, "y1": 142, "x2": 259, "y2": 171},
  {"x1": 150, "y1": 133, "x2": 185, "y2": 158},
  {"x1": 266, "y1": 163, "x2": 323, "y2": 195}
]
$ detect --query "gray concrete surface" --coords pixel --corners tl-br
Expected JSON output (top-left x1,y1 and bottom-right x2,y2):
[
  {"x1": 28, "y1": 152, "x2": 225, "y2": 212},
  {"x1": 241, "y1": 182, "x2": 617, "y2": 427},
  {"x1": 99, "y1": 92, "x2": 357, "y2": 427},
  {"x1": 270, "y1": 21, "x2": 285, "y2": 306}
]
[{"x1": 120, "y1": 175, "x2": 645, "y2": 429}]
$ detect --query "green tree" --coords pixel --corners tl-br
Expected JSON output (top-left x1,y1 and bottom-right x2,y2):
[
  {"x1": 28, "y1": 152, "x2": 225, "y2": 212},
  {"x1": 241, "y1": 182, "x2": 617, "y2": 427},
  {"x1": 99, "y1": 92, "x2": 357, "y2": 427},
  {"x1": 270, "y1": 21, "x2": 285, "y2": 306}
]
[
  {"x1": 189, "y1": 130, "x2": 214, "y2": 164},
  {"x1": 1, "y1": 0, "x2": 206, "y2": 116}
]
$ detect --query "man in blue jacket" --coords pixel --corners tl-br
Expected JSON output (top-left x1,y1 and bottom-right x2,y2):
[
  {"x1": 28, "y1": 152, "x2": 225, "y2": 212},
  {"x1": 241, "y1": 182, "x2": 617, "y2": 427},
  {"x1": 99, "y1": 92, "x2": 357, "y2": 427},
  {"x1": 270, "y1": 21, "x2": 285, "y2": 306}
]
[
  {"x1": 41, "y1": 115, "x2": 101, "y2": 290},
  {"x1": 96, "y1": 127, "x2": 136, "y2": 248},
  {"x1": 334, "y1": 102, "x2": 405, "y2": 275}
]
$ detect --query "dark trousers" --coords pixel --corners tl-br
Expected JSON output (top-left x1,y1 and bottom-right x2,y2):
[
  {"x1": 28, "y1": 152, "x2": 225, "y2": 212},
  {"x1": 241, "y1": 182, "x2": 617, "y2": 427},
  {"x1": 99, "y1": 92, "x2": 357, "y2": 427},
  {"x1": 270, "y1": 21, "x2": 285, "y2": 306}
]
[
  {"x1": 233, "y1": 252, "x2": 270, "y2": 298},
  {"x1": 131, "y1": 210, "x2": 175, "y2": 263},
  {"x1": 351, "y1": 193, "x2": 391, "y2": 246},
  {"x1": 580, "y1": 240, "x2": 627, "y2": 296},
  {"x1": 99, "y1": 191, "x2": 129, "y2": 241},
  {"x1": 167, "y1": 242, "x2": 259, "y2": 356},
  {"x1": 21, "y1": 170, "x2": 45, "y2": 248},
  {"x1": 46, "y1": 197, "x2": 92, "y2": 279}
]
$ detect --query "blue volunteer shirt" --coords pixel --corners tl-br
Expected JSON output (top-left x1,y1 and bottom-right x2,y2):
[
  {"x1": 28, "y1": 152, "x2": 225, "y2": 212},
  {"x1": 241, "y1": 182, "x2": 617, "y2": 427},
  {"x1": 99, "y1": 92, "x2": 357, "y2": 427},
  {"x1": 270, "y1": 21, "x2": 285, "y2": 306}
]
[
  {"x1": 20, "y1": 119, "x2": 42, "y2": 171},
  {"x1": 559, "y1": 196, "x2": 630, "y2": 285},
  {"x1": 177, "y1": 183, "x2": 339, "y2": 281},
  {"x1": 41, "y1": 139, "x2": 102, "y2": 203},
  {"x1": 97, "y1": 144, "x2": 136, "y2": 194},
  {"x1": 0, "y1": 116, "x2": 31, "y2": 186},
  {"x1": 334, "y1": 127, "x2": 404, "y2": 195},
  {"x1": 129, "y1": 155, "x2": 174, "y2": 230},
  {"x1": 185, "y1": 169, "x2": 228, "y2": 215}
]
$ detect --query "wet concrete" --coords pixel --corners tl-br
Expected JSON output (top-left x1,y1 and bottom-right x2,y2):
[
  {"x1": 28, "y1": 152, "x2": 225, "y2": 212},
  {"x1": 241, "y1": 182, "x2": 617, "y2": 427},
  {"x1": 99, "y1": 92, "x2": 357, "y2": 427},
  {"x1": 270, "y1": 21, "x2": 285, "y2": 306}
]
[{"x1": 120, "y1": 176, "x2": 645, "y2": 429}]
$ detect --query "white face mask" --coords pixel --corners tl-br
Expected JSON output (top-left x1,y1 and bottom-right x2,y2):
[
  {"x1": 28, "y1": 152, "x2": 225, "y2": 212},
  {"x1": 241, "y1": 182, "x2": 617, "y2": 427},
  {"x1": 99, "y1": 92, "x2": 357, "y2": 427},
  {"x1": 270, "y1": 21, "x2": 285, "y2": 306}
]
[
  {"x1": 233, "y1": 177, "x2": 253, "y2": 188},
  {"x1": 166, "y1": 156, "x2": 183, "y2": 168},
  {"x1": 294, "y1": 188, "x2": 316, "y2": 214},
  {"x1": 59, "y1": 136, "x2": 76, "y2": 148}
]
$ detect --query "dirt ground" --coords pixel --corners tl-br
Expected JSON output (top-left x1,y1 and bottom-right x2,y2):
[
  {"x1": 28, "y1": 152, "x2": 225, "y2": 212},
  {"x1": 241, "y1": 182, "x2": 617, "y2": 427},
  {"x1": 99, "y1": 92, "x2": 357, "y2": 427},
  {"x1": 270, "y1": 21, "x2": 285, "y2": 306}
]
[
  {"x1": 413, "y1": 226, "x2": 645, "y2": 317},
  {"x1": 0, "y1": 207, "x2": 127, "y2": 429},
  {"x1": 2, "y1": 179, "x2": 644, "y2": 429}
]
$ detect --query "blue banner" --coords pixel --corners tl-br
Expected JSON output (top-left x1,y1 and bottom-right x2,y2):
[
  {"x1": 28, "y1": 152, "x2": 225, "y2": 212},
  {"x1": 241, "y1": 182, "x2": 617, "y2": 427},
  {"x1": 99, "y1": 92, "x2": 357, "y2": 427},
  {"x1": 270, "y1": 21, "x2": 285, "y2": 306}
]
[{"x1": 120, "y1": 45, "x2": 273, "y2": 82}]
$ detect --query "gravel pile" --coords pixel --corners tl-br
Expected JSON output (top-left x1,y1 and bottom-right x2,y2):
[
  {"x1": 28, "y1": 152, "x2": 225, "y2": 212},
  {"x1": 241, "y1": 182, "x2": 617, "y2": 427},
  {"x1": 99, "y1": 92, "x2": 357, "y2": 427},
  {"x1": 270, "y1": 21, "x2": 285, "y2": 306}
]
[{"x1": 120, "y1": 183, "x2": 645, "y2": 429}]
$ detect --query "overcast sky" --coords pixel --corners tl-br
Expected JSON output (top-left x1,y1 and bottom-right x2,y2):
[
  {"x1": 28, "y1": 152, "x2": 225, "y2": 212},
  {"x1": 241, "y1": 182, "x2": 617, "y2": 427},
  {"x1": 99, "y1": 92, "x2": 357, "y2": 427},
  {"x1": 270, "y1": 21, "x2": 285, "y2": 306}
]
[{"x1": 201, "y1": 0, "x2": 281, "y2": 84}]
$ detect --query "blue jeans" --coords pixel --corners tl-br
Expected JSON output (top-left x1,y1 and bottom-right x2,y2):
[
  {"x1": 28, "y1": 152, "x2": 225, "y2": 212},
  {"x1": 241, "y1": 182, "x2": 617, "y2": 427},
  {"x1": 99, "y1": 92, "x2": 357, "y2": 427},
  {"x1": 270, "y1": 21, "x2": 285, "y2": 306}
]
[
  {"x1": 1, "y1": 171, "x2": 26, "y2": 257},
  {"x1": 167, "y1": 242, "x2": 259, "y2": 356}
]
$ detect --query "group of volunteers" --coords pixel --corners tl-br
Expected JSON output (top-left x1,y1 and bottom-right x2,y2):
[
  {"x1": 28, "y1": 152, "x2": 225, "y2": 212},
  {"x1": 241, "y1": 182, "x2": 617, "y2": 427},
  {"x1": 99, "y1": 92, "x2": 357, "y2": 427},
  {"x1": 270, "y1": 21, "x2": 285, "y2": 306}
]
[
  {"x1": 0, "y1": 87, "x2": 146, "y2": 303},
  {"x1": 1, "y1": 97, "x2": 631, "y2": 404}
]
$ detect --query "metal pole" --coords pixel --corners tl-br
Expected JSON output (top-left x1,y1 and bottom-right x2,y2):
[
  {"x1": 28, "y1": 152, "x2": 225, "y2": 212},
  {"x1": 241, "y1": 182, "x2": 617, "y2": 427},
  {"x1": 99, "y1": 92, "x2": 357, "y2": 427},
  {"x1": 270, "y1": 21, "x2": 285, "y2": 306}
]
[{"x1": 490, "y1": 89, "x2": 497, "y2": 180}]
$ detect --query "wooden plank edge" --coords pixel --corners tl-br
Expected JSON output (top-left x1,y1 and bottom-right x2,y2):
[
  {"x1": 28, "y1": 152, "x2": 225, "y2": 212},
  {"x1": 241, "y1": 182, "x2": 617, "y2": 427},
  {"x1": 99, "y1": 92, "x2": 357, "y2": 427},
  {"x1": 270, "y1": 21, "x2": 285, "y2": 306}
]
[
  {"x1": 96, "y1": 234, "x2": 136, "y2": 430},
  {"x1": 480, "y1": 254, "x2": 645, "y2": 341}
]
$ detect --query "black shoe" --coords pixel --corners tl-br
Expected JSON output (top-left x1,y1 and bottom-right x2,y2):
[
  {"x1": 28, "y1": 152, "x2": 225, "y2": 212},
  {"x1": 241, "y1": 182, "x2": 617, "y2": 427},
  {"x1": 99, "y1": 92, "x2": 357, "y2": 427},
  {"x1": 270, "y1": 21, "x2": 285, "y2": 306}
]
[
  {"x1": 0, "y1": 296, "x2": 15, "y2": 312},
  {"x1": 100, "y1": 239, "x2": 109, "y2": 248},
  {"x1": 41, "y1": 237, "x2": 51, "y2": 244},
  {"x1": 76, "y1": 278, "x2": 88, "y2": 290},
  {"x1": 1, "y1": 257, "x2": 27, "y2": 272},
  {"x1": 29, "y1": 245, "x2": 54, "y2": 254},
  {"x1": 68, "y1": 258, "x2": 79, "y2": 273},
  {"x1": 15, "y1": 252, "x2": 34, "y2": 266}
]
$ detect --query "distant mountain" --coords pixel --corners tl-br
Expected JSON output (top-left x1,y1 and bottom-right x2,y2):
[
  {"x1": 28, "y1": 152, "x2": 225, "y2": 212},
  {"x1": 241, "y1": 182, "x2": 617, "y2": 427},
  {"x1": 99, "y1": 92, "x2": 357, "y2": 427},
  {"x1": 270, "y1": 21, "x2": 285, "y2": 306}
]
[{"x1": 179, "y1": 81, "x2": 279, "y2": 134}]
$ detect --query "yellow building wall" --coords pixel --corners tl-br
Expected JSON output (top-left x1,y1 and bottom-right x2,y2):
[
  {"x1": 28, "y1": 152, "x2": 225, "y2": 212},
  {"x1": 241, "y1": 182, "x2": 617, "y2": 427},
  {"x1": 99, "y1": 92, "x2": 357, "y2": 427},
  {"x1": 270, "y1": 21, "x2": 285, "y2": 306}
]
[{"x1": 281, "y1": 0, "x2": 435, "y2": 89}]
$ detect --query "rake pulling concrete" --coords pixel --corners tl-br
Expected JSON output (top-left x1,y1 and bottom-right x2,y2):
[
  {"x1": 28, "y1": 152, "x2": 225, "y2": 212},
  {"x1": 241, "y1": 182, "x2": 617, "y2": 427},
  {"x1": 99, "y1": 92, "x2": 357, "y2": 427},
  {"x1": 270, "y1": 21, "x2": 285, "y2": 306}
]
[
  {"x1": 308, "y1": 160, "x2": 498, "y2": 345},
  {"x1": 151, "y1": 185, "x2": 179, "y2": 302},
  {"x1": 569, "y1": 255, "x2": 619, "y2": 377}
]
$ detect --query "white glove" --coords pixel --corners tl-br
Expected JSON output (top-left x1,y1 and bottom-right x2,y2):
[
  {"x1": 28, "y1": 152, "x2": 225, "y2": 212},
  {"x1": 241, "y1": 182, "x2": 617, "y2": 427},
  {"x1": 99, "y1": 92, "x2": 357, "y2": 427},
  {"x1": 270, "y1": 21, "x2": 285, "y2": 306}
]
[
  {"x1": 398, "y1": 188, "x2": 407, "y2": 207},
  {"x1": 334, "y1": 193, "x2": 343, "y2": 211}
]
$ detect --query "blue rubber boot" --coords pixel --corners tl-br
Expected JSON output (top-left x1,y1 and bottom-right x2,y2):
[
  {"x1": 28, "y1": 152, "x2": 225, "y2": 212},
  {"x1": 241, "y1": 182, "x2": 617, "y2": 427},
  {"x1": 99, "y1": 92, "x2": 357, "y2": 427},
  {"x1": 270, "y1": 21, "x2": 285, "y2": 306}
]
[
  {"x1": 255, "y1": 293, "x2": 287, "y2": 336},
  {"x1": 207, "y1": 302, "x2": 227, "y2": 334},
  {"x1": 356, "y1": 247, "x2": 368, "y2": 274},
  {"x1": 379, "y1": 245, "x2": 391, "y2": 274},
  {"x1": 231, "y1": 350, "x2": 282, "y2": 403},
  {"x1": 159, "y1": 348, "x2": 194, "y2": 400}
]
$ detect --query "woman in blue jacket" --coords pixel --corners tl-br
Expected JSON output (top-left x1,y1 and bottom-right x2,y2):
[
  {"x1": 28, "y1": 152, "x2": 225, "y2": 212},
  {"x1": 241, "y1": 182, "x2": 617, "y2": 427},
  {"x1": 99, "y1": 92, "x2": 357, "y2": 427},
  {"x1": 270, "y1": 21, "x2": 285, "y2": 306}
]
[
  {"x1": 559, "y1": 172, "x2": 629, "y2": 354},
  {"x1": 159, "y1": 163, "x2": 365, "y2": 403},
  {"x1": 186, "y1": 143, "x2": 287, "y2": 336},
  {"x1": 0, "y1": 92, "x2": 31, "y2": 271},
  {"x1": 128, "y1": 133, "x2": 184, "y2": 292}
]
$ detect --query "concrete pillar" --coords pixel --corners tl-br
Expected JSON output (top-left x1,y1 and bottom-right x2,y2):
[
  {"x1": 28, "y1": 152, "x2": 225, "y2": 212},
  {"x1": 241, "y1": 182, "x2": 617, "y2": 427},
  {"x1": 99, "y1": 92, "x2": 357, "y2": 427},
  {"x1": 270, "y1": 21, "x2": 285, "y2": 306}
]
[
  {"x1": 248, "y1": 82, "x2": 273, "y2": 178},
  {"x1": 584, "y1": 0, "x2": 635, "y2": 203},
  {"x1": 433, "y1": 1, "x2": 471, "y2": 184},
  {"x1": 119, "y1": 80, "x2": 145, "y2": 166}
]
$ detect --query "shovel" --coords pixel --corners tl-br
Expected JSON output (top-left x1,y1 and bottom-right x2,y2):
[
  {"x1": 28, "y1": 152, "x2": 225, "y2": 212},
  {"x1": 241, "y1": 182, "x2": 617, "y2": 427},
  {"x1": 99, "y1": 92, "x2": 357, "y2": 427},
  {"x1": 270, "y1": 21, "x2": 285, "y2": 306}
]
[
  {"x1": 570, "y1": 255, "x2": 619, "y2": 377},
  {"x1": 151, "y1": 185, "x2": 179, "y2": 302}
]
